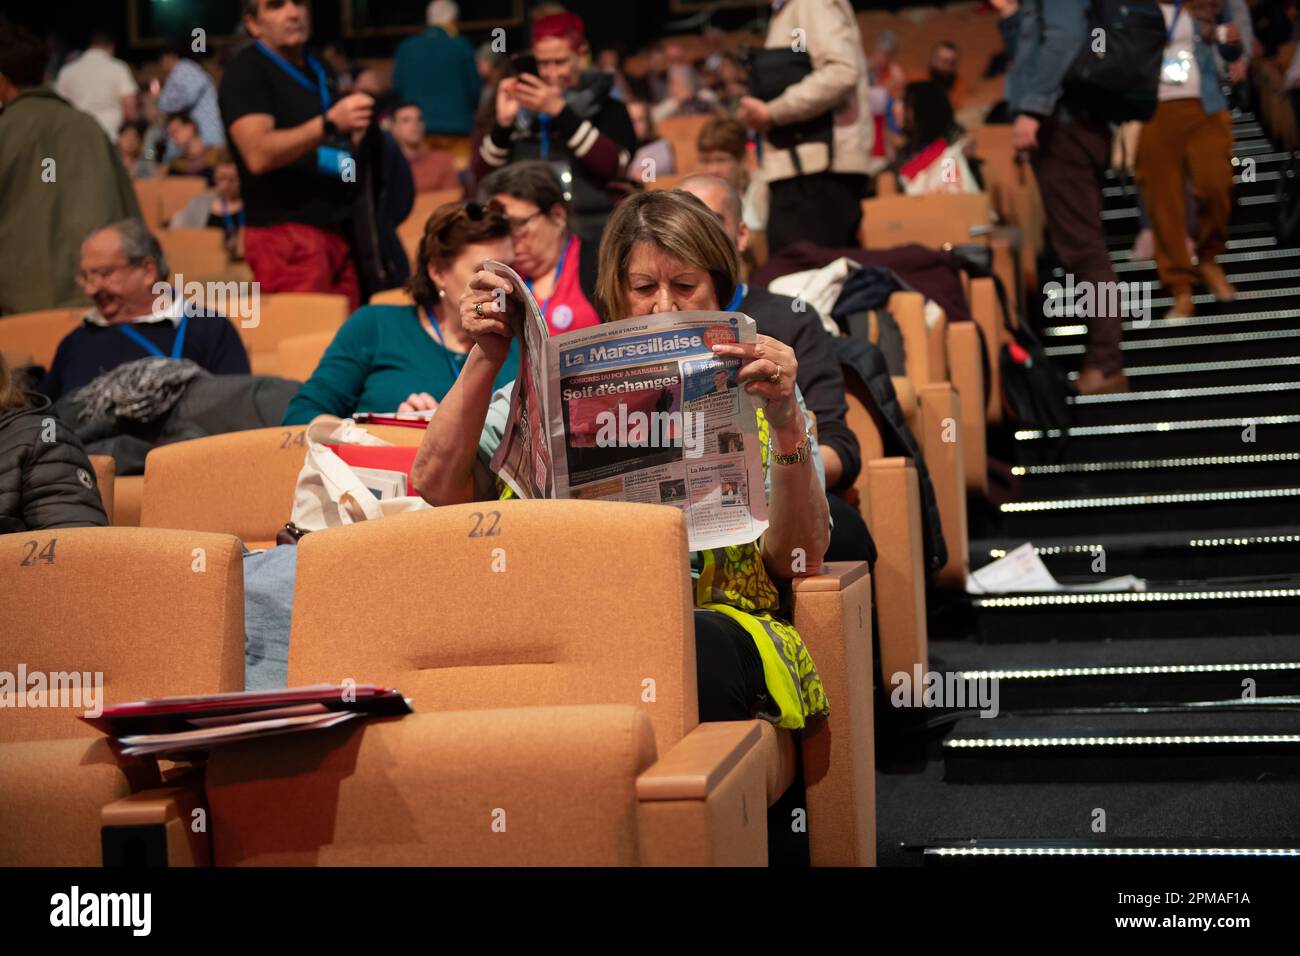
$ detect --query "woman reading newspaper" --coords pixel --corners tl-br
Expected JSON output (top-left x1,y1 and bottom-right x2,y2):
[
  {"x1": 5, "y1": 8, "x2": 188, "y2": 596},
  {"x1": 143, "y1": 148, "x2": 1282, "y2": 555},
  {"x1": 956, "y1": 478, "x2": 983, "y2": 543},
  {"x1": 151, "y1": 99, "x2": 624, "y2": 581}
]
[{"x1": 411, "y1": 190, "x2": 831, "y2": 865}]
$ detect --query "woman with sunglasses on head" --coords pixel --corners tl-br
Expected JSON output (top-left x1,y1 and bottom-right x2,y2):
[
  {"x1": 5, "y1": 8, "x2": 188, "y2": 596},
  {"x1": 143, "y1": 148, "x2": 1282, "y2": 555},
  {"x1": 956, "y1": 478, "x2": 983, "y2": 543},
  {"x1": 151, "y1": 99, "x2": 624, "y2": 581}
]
[
  {"x1": 479, "y1": 160, "x2": 601, "y2": 337},
  {"x1": 281, "y1": 201, "x2": 520, "y2": 425},
  {"x1": 412, "y1": 189, "x2": 830, "y2": 865}
]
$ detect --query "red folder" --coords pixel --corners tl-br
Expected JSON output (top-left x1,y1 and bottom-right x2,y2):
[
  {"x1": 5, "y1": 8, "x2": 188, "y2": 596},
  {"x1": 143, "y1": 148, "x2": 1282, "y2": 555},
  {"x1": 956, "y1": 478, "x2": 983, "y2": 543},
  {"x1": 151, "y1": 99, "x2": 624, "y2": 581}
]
[{"x1": 325, "y1": 443, "x2": 420, "y2": 485}]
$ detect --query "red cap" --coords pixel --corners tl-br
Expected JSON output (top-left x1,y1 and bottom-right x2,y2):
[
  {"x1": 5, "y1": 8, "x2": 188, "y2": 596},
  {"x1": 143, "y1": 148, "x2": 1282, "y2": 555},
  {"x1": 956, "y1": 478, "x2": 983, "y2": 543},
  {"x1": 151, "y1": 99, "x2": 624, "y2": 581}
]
[{"x1": 532, "y1": 12, "x2": 587, "y2": 52}]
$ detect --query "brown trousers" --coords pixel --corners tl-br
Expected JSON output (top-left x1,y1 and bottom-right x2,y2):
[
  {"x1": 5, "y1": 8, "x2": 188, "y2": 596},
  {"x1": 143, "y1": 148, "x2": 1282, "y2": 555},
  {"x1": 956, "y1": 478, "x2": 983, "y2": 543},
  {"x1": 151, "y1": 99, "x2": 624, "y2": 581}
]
[
  {"x1": 1135, "y1": 99, "x2": 1234, "y2": 296},
  {"x1": 1032, "y1": 113, "x2": 1124, "y2": 375}
]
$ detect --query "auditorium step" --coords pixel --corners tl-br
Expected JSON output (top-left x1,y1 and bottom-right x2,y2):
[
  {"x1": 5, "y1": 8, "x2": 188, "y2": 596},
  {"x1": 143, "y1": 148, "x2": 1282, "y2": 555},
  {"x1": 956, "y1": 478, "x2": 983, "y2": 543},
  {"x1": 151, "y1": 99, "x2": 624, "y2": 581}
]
[
  {"x1": 928, "y1": 633, "x2": 1300, "y2": 709},
  {"x1": 1004, "y1": 451, "x2": 1300, "y2": 496},
  {"x1": 969, "y1": 527, "x2": 1300, "y2": 580},
  {"x1": 941, "y1": 710, "x2": 1300, "y2": 784},
  {"x1": 967, "y1": 585, "x2": 1300, "y2": 642},
  {"x1": 1012, "y1": 414, "x2": 1300, "y2": 463}
]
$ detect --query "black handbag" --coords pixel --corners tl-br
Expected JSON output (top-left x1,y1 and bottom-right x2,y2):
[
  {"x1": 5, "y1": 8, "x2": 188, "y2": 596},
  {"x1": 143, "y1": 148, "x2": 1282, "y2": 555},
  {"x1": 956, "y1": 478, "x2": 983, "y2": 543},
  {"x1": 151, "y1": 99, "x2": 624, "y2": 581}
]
[
  {"x1": 1063, "y1": 0, "x2": 1169, "y2": 123},
  {"x1": 742, "y1": 47, "x2": 833, "y2": 166}
]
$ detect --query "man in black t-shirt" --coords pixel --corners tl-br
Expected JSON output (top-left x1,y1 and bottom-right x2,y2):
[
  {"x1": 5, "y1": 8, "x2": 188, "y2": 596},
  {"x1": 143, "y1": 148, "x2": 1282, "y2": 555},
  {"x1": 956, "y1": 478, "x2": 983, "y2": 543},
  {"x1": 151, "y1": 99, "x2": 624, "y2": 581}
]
[{"x1": 218, "y1": 0, "x2": 374, "y2": 309}]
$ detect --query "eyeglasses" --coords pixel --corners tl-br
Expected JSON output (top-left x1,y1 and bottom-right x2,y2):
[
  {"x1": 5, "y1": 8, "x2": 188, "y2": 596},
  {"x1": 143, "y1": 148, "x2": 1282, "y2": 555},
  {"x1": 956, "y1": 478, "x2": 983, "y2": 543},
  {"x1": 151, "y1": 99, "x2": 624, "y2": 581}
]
[
  {"x1": 504, "y1": 211, "x2": 543, "y2": 236},
  {"x1": 75, "y1": 262, "x2": 137, "y2": 289}
]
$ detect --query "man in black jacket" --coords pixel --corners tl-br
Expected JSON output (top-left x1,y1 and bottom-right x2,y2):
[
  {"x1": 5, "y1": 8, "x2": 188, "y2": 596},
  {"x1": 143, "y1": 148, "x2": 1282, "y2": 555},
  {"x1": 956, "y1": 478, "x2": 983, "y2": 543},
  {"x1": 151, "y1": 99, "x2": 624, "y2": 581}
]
[
  {"x1": 0, "y1": 359, "x2": 106, "y2": 534},
  {"x1": 679, "y1": 174, "x2": 874, "y2": 564},
  {"x1": 471, "y1": 12, "x2": 635, "y2": 244}
]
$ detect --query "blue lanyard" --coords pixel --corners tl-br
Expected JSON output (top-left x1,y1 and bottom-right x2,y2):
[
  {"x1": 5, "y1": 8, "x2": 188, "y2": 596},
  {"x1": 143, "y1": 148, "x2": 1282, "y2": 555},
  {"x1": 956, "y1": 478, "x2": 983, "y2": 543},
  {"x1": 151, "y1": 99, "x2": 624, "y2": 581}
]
[
  {"x1": 1166, "y1": 1, "x2": 1184, "y2": 43},
  {"x1": 118, "y1": 315, "x2": 189, "y2": 360},
  {"x1": 255, "y1": 41, "x2": 331, "y2": 112},
  {"x1": 538, "y1": 113, "x2": 551, "y2": 159},
  {"x1": 524, "y1": 235, "x2": 572, "y2": 321},
  {"x1": 726, "y1": 283, "x2": 747, "y2": 312},
  {"x1": 219, "y1": 197, "x2": 245, "y2": 236},
  {"x1": 420, "y1": 306, "x2": 465, "y2": 384}
]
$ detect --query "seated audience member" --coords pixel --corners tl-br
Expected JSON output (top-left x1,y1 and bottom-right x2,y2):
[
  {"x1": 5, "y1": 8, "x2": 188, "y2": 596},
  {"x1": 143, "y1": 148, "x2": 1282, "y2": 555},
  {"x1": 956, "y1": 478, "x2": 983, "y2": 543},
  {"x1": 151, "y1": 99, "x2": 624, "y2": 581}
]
[
  {"x1": 157, "y1": 39, "x2": 225, "y2": 148},
  {"x1": 118, "y1": 120, "x2": 162, "y2": 179},
  {"x1": 171, "y1": 155, "x2": 246, "y2": 259},
  {"x1": 628, "y1": 99, "x2": 676, "y2": 179},
  {"x1": 694, "y1": 116, "x2": 767, "y2": 231},
  {"x1": 679, "y1": 173, "x2": 871, "y2": 563},
  {"x1": 480, "y1": 161, "x2": 601, "y2": 336},
  {"x1": 320, "y1": 42, "x2": 357, "y2": 95},
  {"x1": 649, "y1": 64, "x2": 718, "y2": 122},
  {"x1": 913, "y1": 40, "x2": 967, "y2": 110},
  {"x1": 391, "y1": 101, "x2": 460, "y2": 193},
  {"x1": 167, "y1": 111, "x2": 222, "y2": 180},
  {"x1": 594, "y1": 47, "x2": 636, "y2": 102},
  {"x1": 282, "y1": 200, "x2": 520, "y2": 425},
  {"x1": 476, "y1": 42, "x2": 508, "y2": 115},
  {"x1": 40, "y1": 219, "x2": 250, "y2": 400},
  {"x1": 0, "y1": 354, "x2": 108, "y2": 534},
  {"x1": 892, "y1": 81, "x2": 983, "y2": 194},
  {"x1": 0, "y1": 23, "x2": 141, "y2": 314},
  {"x1": 413, "y1": 188, "x2": 830, "y2": 865},
  {"x1": 471, "y1": 11, "x2": 636, "y2": 244}
]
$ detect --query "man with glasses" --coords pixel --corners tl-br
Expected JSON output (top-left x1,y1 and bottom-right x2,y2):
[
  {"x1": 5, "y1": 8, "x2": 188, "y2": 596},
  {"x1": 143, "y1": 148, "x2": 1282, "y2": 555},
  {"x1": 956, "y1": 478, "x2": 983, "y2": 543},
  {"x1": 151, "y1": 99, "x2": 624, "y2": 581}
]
[
  {"x1": 472, "y1": 12, "x2": 635, "y2": 245},
  {"x1": 0, "y1": 23, "x2": 140, "y2": 315},
  {"x1": 39, "y1": 220, "x2": 249, "y2": 400}
]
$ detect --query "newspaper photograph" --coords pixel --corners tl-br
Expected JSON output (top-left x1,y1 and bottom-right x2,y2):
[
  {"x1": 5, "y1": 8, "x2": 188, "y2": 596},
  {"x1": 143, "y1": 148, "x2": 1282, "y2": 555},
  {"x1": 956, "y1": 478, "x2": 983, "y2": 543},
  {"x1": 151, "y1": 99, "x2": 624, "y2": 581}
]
[{"x1": 484, "y1": 259, "x2": 769, "y2": 551}]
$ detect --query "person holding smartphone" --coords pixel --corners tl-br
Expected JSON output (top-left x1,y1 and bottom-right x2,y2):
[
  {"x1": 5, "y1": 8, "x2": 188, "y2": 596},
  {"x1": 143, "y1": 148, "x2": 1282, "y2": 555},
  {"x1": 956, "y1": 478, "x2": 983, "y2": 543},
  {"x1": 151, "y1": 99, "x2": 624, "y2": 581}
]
[{"x1": 470, "y1": 11, "x2": 636, "y2": 245}]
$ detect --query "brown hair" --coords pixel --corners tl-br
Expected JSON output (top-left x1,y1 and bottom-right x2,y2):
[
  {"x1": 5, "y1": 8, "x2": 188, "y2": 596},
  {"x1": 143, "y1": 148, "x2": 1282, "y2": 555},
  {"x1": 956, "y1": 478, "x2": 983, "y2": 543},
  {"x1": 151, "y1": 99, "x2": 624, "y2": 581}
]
[
  {"x1": 0, "y1": 353, "x2": 30, "y2": 410},
  {"x1": 696, "y1": 115, "x2": 747, "y2": 160},
  {"x1": 595, "y1": 190, "x2": 739, "y2": 322},
  {"x1": 406, "y1": 200, "x2": 511, "y2": 312}
]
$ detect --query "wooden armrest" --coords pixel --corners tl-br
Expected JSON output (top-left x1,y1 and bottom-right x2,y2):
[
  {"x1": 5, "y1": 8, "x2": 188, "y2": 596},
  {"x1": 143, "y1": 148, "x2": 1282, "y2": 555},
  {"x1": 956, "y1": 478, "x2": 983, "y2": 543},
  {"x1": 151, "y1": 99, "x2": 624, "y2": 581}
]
[
  {"x1": 791, "y1": 560, "x2": 871, "y2": 594},
  {"x1": 967, "y1": 277, "x2": 1003, "y2": 426},
  {"x1": 865, "y1": 457, "x2": 928, "y2": 682},
  {"x1": 637, "y1": 721, "x2": 761, "y2": 801},
  {"x1": 946, "y1": 320, "x2": 989, "y2": 495},
  {"x1": 889, "y1": 291, "x2": 947, "y2": 390},
  {"x1": 102, "y1": 771, "x2": 210, "y2": 867},
  {"x1": 918, "y1": 382, "x2": 969, "y2": 589}
]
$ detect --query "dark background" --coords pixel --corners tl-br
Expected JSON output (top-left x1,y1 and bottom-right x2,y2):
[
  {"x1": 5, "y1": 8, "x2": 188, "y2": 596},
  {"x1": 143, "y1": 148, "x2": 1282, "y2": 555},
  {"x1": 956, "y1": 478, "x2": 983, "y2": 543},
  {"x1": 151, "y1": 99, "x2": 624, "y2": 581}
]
[{"x1": 2, "y1": 0, "x2": 904, "y2": 64}]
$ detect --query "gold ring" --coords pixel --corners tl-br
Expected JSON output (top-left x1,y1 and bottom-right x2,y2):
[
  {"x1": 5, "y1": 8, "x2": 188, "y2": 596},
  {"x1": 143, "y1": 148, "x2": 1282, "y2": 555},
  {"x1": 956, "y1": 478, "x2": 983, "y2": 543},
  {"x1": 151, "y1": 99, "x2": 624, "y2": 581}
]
[
  {"x1": 768, "y1": 367, "x2": 782, "y2": 384},
  {"x1": 475, "y1": 301, "x2": 484, "y2": 317}
]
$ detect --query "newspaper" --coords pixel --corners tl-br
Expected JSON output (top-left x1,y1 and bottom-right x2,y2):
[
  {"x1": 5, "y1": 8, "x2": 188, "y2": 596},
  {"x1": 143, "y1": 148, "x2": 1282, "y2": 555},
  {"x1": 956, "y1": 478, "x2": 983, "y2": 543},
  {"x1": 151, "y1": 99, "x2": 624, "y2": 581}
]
[{"x1": 485, "y1": 259, "x2": 769, "y2": 551}]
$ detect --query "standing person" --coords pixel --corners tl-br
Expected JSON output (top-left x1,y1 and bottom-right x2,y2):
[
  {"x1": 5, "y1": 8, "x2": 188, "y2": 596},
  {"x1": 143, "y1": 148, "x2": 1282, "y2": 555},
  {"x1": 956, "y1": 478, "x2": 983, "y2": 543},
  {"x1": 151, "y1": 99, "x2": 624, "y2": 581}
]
[
  {"x1": 391, "y1": 101, "x2": 460, "y2": 193},
  {"x1": 737, "y1": 0, "x2": 873, "y2": 255},
  {"x1": 1007, "y1": 0, "x2": 1129, "y2": 395},
  {"x1": 0, "y1": 24, "x2": 140, "y2": 314},
  {"x1": 218, "y1": 0, "x2": 376, "y2": 310},
  {"x1": 471, "y1": 11, "x2": 636, "y2": 245},
  {"x1": 157, "y1": 39, "x2": 226, "y2": 148},
  {"x1": 53, "y1": 30, "x2": 137, "y2": 141},
  {"x1": 1136, "y1": 1, "x2": 1243, "y2": 317},
  {"x1": 392, "y1": 1, "x2": 481, "y2": 140}
]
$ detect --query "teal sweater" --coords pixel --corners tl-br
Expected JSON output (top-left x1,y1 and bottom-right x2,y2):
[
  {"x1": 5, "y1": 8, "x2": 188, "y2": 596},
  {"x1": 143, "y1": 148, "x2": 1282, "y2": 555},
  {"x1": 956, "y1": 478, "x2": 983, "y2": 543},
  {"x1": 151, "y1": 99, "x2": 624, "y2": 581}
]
[{"x1": 282, "y1": 305, "x2": 520, "y2": 425}]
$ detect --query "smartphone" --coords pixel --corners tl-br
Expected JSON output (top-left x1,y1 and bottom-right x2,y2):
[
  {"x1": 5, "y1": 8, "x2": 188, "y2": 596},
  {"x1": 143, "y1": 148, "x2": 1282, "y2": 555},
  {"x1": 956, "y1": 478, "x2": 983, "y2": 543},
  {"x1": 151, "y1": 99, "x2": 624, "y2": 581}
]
[{"x1": 510, "y1": 52, "x2": 539, "y2": 77}]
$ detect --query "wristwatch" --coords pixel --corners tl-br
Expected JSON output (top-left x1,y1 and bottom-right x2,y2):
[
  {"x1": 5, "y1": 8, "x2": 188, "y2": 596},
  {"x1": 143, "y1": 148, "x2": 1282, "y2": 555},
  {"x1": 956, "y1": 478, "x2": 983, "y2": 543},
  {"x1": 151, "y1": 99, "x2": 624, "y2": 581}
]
[
  {"x1": 771, "y1": 429, "x2": 811, "y2": 466},
  {"x1": 321, "y1": 113, "x2": 340, "y2": 139}
]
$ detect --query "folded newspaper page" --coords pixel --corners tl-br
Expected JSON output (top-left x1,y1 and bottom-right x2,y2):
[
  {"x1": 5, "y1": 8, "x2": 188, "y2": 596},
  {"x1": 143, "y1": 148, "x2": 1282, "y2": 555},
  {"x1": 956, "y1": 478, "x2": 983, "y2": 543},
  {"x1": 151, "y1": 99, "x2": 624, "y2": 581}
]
[{"x1": 485, "y1": 260, "x2": 769, "y2": 551}]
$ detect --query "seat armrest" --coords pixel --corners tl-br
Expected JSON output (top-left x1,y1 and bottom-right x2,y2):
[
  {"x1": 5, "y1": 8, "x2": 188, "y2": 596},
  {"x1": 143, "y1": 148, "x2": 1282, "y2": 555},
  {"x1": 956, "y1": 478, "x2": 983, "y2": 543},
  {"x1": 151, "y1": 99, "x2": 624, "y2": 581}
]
[
  {"x1": 889, "y1": 291, "x2": 947, "y2": 390},
  {"x1": 946, "y1": 321, "x2": 989, "y2": 495},
  {"x1": 637, "y1": 721, "x2": 768, "y2": 866},
  {"x1": 967, "y1": 277, "x2": 1004, "y2": 427},
  {"x1": 918, "y1": 382, "x2": 969, "y2": 589},
  {"x1": 102, "y1": 770, "x2": 211, "y2": 867},
  {"x1": 792, "y1": 561, "x2": 876, "y2": 866},
  {"x1": 865, "y1": 457, "x2": 929, "y2": 683}
]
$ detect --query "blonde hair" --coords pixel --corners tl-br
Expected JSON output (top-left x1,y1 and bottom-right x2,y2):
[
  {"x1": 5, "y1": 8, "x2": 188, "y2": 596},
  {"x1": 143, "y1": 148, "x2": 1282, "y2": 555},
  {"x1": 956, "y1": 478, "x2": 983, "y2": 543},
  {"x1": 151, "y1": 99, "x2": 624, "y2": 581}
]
[{"x1": 595, "y1": 190, "x2": 740, "y2": 322}]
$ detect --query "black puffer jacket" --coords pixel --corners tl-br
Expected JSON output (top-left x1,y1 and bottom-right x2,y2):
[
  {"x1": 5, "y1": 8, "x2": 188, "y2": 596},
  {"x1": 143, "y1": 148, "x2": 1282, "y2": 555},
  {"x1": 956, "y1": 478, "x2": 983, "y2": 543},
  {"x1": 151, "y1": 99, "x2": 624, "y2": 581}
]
[{"x1": 0, "y1": 394, "x2": 108, "y2": 534}]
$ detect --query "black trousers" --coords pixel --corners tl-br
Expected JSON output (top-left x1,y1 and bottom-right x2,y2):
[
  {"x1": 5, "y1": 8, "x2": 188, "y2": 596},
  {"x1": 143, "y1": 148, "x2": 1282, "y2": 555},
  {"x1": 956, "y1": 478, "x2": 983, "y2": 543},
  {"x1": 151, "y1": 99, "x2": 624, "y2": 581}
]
[
  {"x1": 767, "y1": 172, "x2": 869, "y2": 255},
  {"x1": 694, "y1": 608, "x2": 811, "y2": 867},
  {"x1": 825, "y1": 490, "x2": 876, "y2": 565}
]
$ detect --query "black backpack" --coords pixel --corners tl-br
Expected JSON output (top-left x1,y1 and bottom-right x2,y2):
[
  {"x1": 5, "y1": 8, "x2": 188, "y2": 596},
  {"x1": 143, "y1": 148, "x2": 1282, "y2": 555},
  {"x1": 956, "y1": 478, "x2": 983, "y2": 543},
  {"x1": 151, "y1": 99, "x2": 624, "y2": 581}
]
[
  {"x1": 1063, "y1": 0, "x2": 1168, "y2": 123},
  {"x1": 1276, "y1": 153, "x2": 1300, "y2": 246},
  {"x1": 742, "y1": 47, "x2": 834, "y2": 171}
]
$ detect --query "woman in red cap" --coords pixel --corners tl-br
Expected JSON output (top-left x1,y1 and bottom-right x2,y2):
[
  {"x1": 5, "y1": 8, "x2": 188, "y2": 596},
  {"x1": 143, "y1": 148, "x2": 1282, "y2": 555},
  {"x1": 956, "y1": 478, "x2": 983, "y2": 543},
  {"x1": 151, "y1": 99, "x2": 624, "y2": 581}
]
[{"x1": 471, "y1": 12, "x2": 637, "y2": 246}]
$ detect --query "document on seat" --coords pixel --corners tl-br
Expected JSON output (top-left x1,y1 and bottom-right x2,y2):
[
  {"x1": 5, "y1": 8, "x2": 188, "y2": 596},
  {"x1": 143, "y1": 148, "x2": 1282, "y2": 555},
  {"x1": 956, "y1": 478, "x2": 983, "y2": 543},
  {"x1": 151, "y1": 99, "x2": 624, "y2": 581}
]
[
  {"x1": 967, "y1": 542, "x2": 1147, "y2": 594},
  {"x1": 82, "y1": 683, "x2": 412, "y2": 737},
  {"x1": 116, "y1": 710, "x2": 360, "y2": 757},
  {"x1": 483, "y1": 259, "x2": 770, "y2": 551}
]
